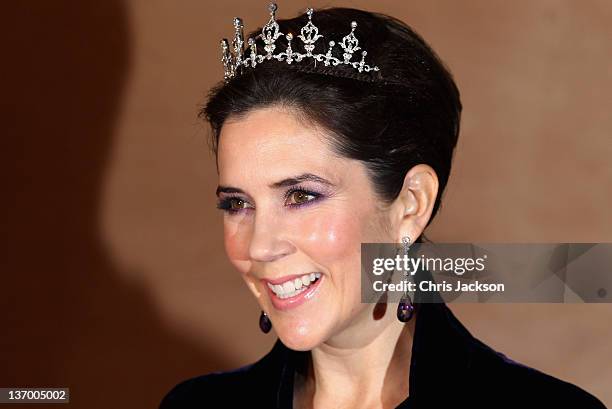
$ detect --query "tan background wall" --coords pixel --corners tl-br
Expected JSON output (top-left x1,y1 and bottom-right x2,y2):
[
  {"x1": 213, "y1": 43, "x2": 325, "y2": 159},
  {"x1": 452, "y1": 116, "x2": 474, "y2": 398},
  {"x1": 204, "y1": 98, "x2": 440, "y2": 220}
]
[{"x1": 2, "y1": 1, "x2": 611, "y2": 408}]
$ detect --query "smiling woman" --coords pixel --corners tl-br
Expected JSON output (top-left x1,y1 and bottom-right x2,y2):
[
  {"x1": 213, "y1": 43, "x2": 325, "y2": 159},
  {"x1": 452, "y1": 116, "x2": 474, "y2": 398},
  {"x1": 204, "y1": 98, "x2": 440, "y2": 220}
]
[
  {"x1": 216, "y1": 107, "x2": 407, "y2": 352},
  {"x1": 159, "y1": 4, "x2": 606, "y2": 409}
]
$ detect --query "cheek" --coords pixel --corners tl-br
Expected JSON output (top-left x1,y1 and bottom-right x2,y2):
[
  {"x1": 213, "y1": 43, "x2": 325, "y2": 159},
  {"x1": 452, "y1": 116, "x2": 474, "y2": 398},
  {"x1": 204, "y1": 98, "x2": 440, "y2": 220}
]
[
  {"x1": 223, "y1": 217, "x2": 252, "y2": 273},
  {"x1": 297, "y1": 209, "x2": 362, "y2": 265}
]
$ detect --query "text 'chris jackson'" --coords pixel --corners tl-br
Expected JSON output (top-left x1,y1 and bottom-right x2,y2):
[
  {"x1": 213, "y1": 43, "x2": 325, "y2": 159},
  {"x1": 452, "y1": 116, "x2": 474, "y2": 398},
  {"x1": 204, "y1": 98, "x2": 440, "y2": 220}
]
[
  {"x1": 372, "y1": 280, "x2": 505, "y2": 293},
  {"x1": 369, "y1": 253, "x2": 505, "y2": 295}
]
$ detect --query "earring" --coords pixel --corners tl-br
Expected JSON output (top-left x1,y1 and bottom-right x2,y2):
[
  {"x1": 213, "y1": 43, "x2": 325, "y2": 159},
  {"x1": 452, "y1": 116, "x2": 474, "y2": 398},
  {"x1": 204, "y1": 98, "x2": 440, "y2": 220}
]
[
  {"x1": 259, "y1": 311, "x2": 272, "y2": 333},
  {"x1": 397, "y1": 236, "x2": 415, "y2": 322},
  {"x1": 397, "y1": 293, "x2": 415, "y2": 322}
]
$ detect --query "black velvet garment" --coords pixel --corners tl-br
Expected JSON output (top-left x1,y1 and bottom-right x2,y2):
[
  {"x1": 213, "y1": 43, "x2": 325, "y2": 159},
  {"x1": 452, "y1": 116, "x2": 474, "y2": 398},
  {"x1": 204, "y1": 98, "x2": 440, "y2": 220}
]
[{"x1": 160, "y1": 302, "x2": 606, "y2": 408}]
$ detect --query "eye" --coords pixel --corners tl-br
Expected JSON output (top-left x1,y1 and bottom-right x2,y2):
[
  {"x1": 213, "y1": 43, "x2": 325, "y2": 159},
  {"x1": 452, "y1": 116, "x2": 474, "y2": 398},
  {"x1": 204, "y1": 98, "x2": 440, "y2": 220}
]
[
  {"x1": 217, "y1": 197, "x2": 253, "y2": 213},
  {"x1": 228, "y1": 198, "x2": 247, "y2": 210},
  {"x1": 286, "y1": 189, "x2": 318, "y2": 206}
]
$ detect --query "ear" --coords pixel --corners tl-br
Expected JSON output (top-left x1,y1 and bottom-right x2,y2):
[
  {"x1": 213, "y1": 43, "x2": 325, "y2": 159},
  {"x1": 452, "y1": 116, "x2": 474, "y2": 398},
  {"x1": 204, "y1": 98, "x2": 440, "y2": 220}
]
[{"x1": 390, "y1": 164, "x2": 439, "y2": 243}]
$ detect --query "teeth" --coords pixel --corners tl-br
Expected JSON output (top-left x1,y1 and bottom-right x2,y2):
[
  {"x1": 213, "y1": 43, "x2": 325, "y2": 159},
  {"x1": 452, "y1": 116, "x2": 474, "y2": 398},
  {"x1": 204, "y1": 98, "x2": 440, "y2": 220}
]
[
  {"x1": 283, "y1": 280, "x2": 295, "y2": 293},
  {"x1": 268, "y1": 273, "x2": 321, "y2": 299}
]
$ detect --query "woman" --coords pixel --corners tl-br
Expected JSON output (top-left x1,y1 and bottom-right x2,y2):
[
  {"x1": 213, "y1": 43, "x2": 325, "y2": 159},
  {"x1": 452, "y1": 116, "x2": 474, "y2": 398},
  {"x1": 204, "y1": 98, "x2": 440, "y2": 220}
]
[{"x1": 160, "y1": 4, "x2": 606, "y2": 408}]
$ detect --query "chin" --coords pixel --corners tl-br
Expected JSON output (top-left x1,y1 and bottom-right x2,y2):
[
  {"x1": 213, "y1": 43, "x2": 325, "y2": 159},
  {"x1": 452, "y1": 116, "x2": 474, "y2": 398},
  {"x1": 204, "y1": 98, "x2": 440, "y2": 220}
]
[
  {"x1": 277, "y1": 333, "x2": 320, "y2": 351},
  {"x1": 273, "y1": 320, "x2": 327, "y2": 351}
]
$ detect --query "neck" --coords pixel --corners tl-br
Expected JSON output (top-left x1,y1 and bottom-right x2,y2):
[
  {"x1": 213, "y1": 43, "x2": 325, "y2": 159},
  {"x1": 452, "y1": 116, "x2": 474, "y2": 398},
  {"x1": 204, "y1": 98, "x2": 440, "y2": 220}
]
[{"x1": 295, "y1": 304, "x2": 415, "y2": 409}]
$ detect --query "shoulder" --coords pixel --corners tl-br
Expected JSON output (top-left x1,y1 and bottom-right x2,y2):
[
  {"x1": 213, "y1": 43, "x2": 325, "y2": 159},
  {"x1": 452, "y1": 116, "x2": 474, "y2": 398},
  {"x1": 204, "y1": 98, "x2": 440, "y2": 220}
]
[
  {"x1": 159, "y1": 340, "x2": 287, "y2": 409},
  {"x1": 417, "y1": 303, "x2": 606, "y2": 407},
  {"x1": 159, "y1": 364, "x2": 254, "y2": 409},
  {"x1": 466, "y1": 336, "x2": 607, "y2": 408}
]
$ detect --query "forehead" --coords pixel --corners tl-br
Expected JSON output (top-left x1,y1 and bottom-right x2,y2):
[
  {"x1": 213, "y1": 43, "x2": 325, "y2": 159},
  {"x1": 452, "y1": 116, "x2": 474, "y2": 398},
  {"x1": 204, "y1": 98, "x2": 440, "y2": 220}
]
[{"x1": 217, "y1": 107, "x2": 345, "y2": 182}]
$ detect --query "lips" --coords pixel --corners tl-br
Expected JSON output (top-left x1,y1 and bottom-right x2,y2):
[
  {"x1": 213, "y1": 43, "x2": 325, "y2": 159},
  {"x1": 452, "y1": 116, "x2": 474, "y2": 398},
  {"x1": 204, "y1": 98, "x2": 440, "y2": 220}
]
[
  {"x1": 263, "y1": 272, "x2": 323, "y2": 311},
  {"x1": 266, "y1": 272, "x2": 320, "y2": 298}
]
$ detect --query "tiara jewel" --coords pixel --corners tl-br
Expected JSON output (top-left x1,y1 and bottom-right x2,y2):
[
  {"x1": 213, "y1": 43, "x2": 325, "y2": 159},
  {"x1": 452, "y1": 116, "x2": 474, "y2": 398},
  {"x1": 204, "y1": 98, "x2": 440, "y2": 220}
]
[{"x1": 219, "y1": 3, "x2": 380, "y2": 82}]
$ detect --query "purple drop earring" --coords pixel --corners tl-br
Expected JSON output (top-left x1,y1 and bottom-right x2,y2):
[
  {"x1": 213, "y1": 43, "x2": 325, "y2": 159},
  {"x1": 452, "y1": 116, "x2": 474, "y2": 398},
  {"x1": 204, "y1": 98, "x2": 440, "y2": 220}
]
[
  {"x1": 259, "y1": 311, "x2": 272, "y2": 333},
  {"x1": 397, "y1": 236, "x2": 415, "y2": 322},
  {"x1": 397, "y1": 293, "x2": 415, "y2": 322}
]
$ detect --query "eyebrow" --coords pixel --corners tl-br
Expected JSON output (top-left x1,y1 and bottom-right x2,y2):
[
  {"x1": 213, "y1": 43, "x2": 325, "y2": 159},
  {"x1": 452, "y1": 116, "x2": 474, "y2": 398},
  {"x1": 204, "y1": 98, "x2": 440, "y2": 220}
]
[{"x1": 216, "y1": 173, "x2": 333, "y2": 196}]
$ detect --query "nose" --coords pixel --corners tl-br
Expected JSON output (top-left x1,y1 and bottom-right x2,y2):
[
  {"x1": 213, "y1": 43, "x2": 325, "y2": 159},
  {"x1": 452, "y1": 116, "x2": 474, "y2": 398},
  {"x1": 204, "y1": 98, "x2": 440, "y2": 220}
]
[{"x1": 248, "y1": 211, "x2": 295, "y2": 263}]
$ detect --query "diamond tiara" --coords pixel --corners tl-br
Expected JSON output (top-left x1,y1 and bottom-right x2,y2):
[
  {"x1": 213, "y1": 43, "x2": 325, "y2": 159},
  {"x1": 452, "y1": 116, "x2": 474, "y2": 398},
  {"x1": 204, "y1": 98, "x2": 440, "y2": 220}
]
[{"x1": 220, "y1": 3, "x2": 380, "y2": 82}]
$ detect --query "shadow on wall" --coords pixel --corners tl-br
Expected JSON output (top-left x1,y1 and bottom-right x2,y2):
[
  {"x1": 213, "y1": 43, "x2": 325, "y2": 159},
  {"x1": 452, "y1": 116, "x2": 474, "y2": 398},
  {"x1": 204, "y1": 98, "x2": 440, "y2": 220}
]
[{"x1": 1, "y1": 2, "x2": 228, "y2": 408}]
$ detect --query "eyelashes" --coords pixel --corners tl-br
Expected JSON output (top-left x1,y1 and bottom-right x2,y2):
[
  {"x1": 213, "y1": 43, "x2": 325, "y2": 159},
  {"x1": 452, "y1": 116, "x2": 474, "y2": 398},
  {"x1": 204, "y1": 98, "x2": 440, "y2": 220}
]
[
  {"x1": 216, "y1": 196, "x2": 252, "y2": 214},
  {"x1": 284, "y1": 188, "x2": 322, "y2": 207},
  {"x1": 216, "y1": 186, "x2": 324, "y2": 215}
]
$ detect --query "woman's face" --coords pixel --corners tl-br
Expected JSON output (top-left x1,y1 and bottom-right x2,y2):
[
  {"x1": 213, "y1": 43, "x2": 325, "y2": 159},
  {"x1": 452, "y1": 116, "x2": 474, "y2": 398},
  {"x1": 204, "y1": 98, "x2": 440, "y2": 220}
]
[{"x1": 216, "y1": 107, "x2": 397, "y2": 350}]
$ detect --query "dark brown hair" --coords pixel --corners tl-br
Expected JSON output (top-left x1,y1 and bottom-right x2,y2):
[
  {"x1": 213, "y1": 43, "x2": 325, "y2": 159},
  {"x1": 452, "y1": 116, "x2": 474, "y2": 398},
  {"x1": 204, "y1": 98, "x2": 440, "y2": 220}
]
[{"x1": 203, "y1": 7, "x2": 461, "y2": 227}]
